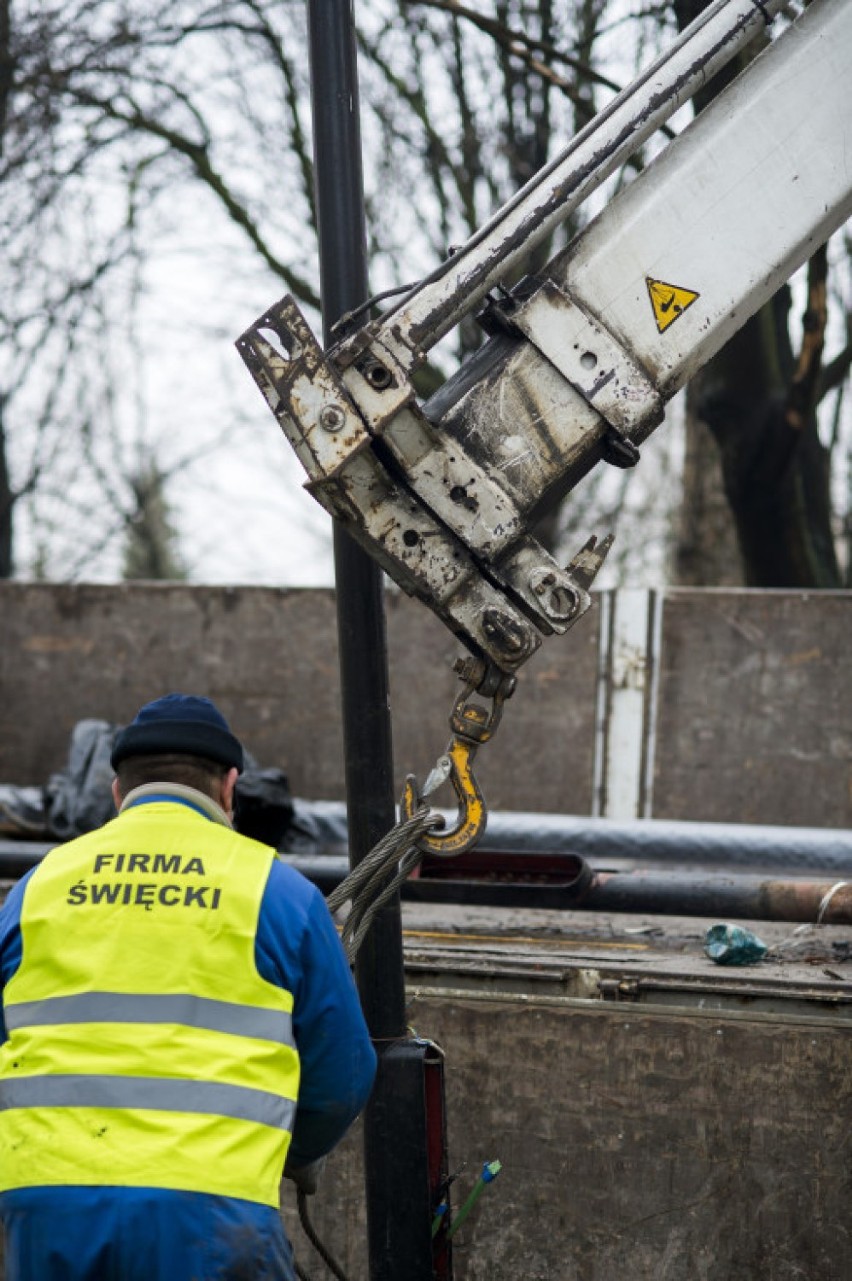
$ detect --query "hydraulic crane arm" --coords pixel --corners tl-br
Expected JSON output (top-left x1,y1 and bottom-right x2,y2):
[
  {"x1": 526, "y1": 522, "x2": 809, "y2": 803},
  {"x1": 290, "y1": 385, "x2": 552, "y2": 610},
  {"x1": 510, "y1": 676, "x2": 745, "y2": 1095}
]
[{"x1": 237, "y1": 0, "x2": 852, "y2": 676}]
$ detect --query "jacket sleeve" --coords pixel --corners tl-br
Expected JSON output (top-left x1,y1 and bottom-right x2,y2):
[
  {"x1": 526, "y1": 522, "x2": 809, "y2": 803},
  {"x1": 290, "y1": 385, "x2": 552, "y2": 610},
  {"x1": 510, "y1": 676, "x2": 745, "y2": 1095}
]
[
  {"x1": 0, "y1": 871, "x2": 33, "y2": 1045},
  {"x1": 255, "y1": 861, "x2": 376, "y2": 1167}
]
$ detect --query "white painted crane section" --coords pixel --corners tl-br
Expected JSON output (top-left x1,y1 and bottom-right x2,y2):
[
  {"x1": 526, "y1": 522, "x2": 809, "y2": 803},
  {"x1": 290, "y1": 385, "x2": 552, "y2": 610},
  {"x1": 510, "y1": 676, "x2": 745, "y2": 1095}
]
[{"x1": 563, "y1": 0, "x2": 852, "y2": 395}]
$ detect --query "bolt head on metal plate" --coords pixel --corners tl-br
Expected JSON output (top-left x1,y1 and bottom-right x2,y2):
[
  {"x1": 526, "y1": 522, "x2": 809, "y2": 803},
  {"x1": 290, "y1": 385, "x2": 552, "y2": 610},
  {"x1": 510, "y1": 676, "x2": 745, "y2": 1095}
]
[
  {"x1": 319, "y1": 405, "x2": 345, "y2": 432},
  {"x1": 481, "y1": 608, "x2": 537, "y2": 663}
]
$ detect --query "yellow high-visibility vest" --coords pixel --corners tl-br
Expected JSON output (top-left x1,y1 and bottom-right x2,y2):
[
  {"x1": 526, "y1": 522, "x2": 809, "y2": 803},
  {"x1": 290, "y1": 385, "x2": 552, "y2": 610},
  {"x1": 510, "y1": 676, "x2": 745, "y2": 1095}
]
[{"x1": 0, "y1": 800, "x2": 299, "y2": 1207}]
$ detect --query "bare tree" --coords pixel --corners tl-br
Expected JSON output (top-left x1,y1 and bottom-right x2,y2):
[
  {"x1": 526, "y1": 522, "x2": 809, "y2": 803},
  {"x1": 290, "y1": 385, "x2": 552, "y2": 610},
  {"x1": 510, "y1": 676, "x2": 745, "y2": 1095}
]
[
  {"x1": 0, "y1": 0, "x2": 321, "y2": 578},
  {"x1": 122, "y1": 458, "x2": 188, "y2": 581},
  {"x1": 1, "y1": 0, "x2": 848, "y2": 590},
  {"x1": 2, "y1": 0, "x2": 620, "y2": 578}
]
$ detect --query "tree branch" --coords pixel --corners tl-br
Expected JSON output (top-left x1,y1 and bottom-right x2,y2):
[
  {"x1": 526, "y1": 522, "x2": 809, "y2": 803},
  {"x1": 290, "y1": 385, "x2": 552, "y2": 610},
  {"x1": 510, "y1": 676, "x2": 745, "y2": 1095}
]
[
  {"x1": 785, "y1": 244, "x2": 828, "y2": 432},
  {"x1": 68, "y1": 86, "x2": 320, "y2": 308},
  {"x1": 406, "y1": 0, "x2": 621, "y2": 94}
]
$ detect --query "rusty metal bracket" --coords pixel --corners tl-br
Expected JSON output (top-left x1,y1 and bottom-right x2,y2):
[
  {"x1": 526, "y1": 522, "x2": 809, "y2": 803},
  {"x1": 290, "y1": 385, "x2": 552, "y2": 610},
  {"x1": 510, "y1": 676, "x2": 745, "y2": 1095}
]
[
  {"x1": 448, "y1": 656, "x2": 516, "y2": 743},
  {"x1": 236, "y1": 296, "x2": 545, "y2": 673}
]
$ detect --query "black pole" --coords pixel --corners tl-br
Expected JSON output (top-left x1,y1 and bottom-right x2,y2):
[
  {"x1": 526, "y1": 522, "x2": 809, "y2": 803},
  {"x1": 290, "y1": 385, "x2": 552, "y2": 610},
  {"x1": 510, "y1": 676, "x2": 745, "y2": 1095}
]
[{"x1": 305, "y1": 5, "x2": 435, "y2": 1278}]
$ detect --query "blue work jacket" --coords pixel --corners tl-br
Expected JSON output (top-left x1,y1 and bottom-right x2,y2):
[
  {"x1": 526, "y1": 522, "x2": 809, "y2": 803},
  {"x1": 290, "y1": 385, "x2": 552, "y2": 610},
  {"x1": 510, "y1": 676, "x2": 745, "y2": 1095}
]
[{"x1": 0, "y1": 789, "x2": 376, "y2": 1281}]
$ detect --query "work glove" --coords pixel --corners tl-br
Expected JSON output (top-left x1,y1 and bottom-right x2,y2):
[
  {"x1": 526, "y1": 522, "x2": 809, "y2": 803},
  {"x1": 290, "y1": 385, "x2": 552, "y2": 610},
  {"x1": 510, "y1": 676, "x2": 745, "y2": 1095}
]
[{"x1": 284, "y1": 1154, "x2": 327, "y2": 1196}]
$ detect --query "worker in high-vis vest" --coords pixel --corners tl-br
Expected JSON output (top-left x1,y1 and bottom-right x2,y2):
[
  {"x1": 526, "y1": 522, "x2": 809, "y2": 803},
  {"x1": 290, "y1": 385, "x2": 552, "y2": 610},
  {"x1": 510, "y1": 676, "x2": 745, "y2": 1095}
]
[{"x1": 0, "y1": 693, "x2": 377, "y2": 1280}]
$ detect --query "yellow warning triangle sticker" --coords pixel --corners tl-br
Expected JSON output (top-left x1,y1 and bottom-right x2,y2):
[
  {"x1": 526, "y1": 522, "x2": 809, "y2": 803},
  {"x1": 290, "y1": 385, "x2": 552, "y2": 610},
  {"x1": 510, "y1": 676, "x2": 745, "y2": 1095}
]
[{"x1": 646, "y1": 277, "x2": 700, "y2": 333}]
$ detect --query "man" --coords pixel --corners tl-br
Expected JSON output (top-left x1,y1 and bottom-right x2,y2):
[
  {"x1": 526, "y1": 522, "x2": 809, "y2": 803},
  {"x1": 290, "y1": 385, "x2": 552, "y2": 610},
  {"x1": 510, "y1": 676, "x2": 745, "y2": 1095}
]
[{"x1": 0, "y1": 693, "x2": 376, "y2": 1280}]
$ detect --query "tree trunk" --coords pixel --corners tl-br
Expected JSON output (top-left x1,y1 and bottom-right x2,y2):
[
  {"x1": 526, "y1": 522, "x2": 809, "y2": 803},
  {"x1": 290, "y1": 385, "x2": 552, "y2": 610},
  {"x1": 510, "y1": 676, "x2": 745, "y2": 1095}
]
[
  {"x1": 674, "y1": 381, "x2": 742, "y2": 586},
  {"x1": 0, "y1": 402, "x2": 12, "y2": 578},
  {"x1": 709, "y1": 255, "x2": 840, "y2": 586},
  {"x1": 0, "y1": 0, "x2": 13, "y2": 578}
]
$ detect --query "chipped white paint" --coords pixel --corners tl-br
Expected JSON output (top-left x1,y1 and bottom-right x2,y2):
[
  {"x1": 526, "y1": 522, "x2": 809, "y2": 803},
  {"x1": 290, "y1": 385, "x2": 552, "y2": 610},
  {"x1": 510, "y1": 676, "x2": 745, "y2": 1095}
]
[
  {"x1": 602, "y1": 589, "x2": 651, "y2": 820},
  {"x1": 565, "y1": 0, "x2": 852, "y2": 395}
]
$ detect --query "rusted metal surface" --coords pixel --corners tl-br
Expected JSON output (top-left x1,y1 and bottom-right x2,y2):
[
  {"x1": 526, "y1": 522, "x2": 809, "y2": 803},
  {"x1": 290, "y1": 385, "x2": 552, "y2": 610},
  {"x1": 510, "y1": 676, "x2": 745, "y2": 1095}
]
[
  {"x1": 238, "y1": 293, "x2": 614, "y2": 672},
  {"x1": 755, "y1": 879, "x2": 852, "y2": 925},
  {"x1": 0, "y1": 583, "x2": 849, "y2": 826},
  {"x1": 0, "y1": 583, "x2": 346, "y2": 796},
  {"x1": 0, "y1": 582, "x2": 599, "y2": 812},
  {"x1": 651, "y1": 590, "x2": 852, "y2": 828},
  {"x1": 238, "y1": 299, "x2": 549, "y2": 672},
  {"x1": 279, "y1": 905, "x2": 852, "y2": 1280},
  {"x1": 583, "y1": 873, "x2": 852, "y2": 923},
  {"x1": 410, "y1": 996, "x2": 851, "y2": 1279},
  {"x1": 407, "y1": 846, "x2": 852, "y2": 923},
  {"x1": 280, "y1": 857, "x2": 852, "y2": 925}
]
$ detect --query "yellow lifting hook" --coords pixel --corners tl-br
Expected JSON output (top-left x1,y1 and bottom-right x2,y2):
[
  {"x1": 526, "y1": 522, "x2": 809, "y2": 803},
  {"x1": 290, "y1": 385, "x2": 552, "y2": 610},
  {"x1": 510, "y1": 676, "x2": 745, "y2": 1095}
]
[{"x1": 400, "y1": 659, "x2": 516, "y2": 858}]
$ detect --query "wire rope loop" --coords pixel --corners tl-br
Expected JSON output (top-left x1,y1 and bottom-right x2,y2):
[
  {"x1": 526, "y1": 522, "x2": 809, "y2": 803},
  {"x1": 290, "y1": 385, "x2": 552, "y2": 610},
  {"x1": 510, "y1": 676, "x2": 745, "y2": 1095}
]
[{"x1": 327, "y1": 807, "x2": 441, "y2": 964}]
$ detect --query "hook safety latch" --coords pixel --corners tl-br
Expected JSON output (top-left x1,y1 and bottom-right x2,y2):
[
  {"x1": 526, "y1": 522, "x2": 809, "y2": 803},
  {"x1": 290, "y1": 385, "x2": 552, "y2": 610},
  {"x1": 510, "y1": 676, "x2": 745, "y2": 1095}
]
[{"x1": 400, "y1": 661, "x2": 516, "y2": 858}]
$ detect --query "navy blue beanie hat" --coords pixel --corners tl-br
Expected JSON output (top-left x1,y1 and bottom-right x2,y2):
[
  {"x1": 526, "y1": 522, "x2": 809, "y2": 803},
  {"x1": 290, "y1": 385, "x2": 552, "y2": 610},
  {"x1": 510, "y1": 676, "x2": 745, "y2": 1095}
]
[{"x1": 110, "y1": 693, "x2": 244, "y2": 774}]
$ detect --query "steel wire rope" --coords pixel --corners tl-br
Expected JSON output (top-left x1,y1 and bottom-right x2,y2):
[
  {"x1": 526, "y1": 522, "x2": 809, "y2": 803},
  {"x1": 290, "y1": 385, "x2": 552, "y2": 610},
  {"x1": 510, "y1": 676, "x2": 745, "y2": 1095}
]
[
  {"x1": 292, "y1": 809, "x2": 444, "y2": 1276},
  {"x1": 327, "y1": 806, "x2": 443, "y2": 964}
]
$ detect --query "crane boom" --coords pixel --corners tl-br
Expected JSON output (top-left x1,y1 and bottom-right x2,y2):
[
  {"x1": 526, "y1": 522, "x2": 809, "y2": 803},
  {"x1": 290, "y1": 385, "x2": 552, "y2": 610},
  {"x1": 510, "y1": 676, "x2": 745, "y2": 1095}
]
[{"x1": 238, "y1": 0, "x2": 851, "y2": 676}]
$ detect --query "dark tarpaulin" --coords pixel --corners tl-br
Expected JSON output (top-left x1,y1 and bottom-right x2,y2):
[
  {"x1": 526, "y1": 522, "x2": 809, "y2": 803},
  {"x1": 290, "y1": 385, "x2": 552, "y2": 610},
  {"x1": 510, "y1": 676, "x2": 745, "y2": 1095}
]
[{"x1": 0, "y1": 720, "x2": 301, "y2": 850}]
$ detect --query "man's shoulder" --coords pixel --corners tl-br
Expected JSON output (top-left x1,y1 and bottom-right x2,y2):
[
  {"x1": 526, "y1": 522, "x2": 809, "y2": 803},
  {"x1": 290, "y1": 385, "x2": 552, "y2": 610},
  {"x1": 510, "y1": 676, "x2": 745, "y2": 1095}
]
[
  {"x1": 258, "y1": 858, "x2": 331, "y2": 948},
  {"x1": 263, "y1": 855, "x2": 322, "y2": 906}
]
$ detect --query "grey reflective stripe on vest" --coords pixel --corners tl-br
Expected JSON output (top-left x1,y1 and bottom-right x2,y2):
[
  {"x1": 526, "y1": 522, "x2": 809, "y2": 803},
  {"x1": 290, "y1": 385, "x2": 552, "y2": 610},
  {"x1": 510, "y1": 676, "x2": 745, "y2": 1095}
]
[
  {"x1": 0, "y1": 1075, "x2": 297, "y2": 1131},
  {"x1": 3, "y1": 993, "x2": 293, "y2": 1046}
]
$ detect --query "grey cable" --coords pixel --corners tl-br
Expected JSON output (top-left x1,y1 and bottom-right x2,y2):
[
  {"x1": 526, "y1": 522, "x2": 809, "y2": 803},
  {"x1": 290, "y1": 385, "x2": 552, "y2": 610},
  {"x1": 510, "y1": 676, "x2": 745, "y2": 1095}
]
[
  {"x1": 327, "y1": 806, "x2": 442, "y2": 964},
  {"x1": 296, "y1": 1188, "x2": 349, "y2": 1281}
]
